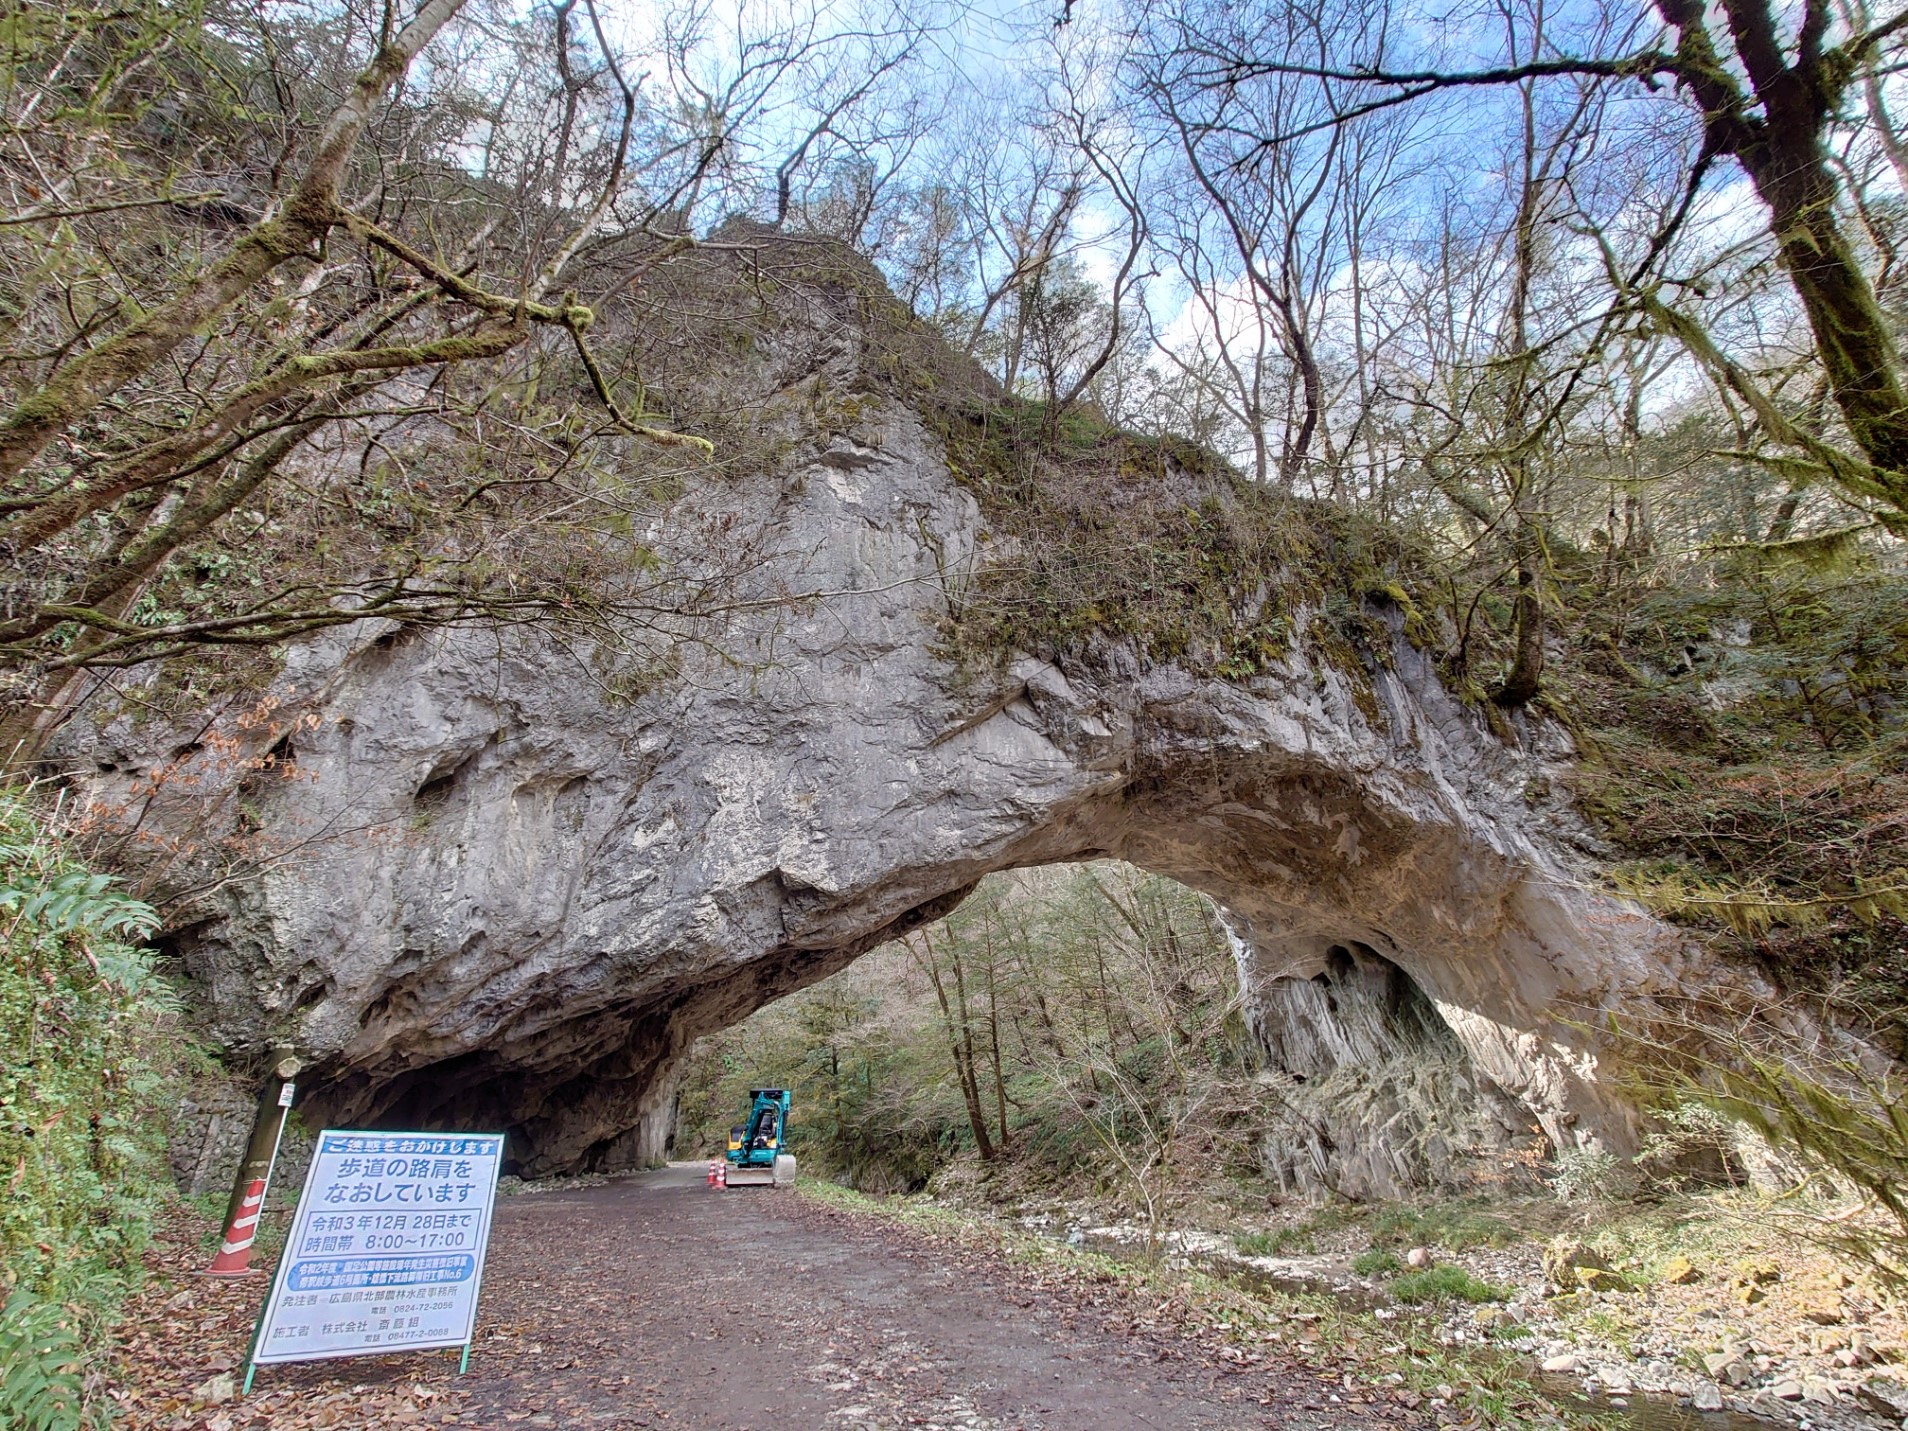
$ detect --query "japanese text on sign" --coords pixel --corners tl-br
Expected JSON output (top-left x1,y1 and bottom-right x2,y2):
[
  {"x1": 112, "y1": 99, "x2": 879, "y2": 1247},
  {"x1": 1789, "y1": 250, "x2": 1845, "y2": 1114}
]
[{"x1": 251, "y1": 1130, "x2": 504, "y2": 1367}]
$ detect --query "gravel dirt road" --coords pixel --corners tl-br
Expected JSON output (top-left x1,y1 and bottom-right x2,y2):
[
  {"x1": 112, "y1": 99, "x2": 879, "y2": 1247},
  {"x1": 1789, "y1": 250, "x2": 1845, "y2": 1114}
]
[
  {"x1": 115, "y1": 1164, "x2": 1410, "y2": 1430},
  {"x1": 455, "y1": 1162, "x2": 1372, "y2": 1430}
]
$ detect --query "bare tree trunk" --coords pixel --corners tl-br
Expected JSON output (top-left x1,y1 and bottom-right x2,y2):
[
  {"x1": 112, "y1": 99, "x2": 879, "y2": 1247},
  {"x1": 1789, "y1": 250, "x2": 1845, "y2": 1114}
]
[
  {"x1": 985, "y1": 940, "x2": 1010, "y2": 1150},
  {"x1": 1493, "y1": 79, "x2": 1548, "y2": 708},
  {"x1": 1496, "y1": 534, "x2": 1547, "y2": 707},
  {"x1": 912, "y1": 931, "x2": 996, "y2": 1161}
]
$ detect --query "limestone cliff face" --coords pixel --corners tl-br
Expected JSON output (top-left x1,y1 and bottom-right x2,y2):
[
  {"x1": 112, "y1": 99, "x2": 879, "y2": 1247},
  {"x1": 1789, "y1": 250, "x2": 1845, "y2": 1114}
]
[
  {"x1": 56, "y1": 243, "x2": 1722, "y2": 1178},
  {"x1": 1234, "y1": 935, "x2": 1539, "y2": 1200}
]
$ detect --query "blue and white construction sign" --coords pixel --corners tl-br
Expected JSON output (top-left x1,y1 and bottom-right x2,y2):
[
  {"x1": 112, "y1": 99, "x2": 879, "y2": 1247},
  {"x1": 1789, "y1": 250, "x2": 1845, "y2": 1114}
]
[{"x1": 250, "y1": 1130, "x2": 505, "y2": 1370}]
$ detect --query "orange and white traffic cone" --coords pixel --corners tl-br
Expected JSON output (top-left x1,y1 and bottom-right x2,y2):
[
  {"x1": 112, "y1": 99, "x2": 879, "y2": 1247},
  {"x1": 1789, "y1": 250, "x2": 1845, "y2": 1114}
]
[
  {"x1": 201, "y1": 1056, "x2": 299, "y2": 1279},
  {"x1": 707, "y1": 1159, "x2": 720, "y2": 1186},
  {"x1": 203, "y1": 1177, "x2": 267, "y2": 1277}
]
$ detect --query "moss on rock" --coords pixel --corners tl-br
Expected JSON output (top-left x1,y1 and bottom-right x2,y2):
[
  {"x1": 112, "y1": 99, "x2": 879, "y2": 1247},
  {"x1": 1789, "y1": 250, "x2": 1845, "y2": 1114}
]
[{"x1": 916, "y1": 395, "x2": 1441, "y2": 691}]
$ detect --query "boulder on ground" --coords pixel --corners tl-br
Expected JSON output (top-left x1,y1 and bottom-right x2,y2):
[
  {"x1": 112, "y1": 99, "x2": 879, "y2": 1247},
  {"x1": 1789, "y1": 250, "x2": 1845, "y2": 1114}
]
[
  {"x1": 1730, "y1": 1258, "x2": 1780, "y2": 1287},
  {"x1": 1659, "y1": 1255, "x2": 1700, "y2": 1285},
  {"x1": 191, "y1": 1374, "x2": 235, "y2": 1406},
  {"x1": 1543, "y1": 1239, "x2": 1615, "y2": 1295},
  {"x1": 1858, "y1": 1377, "x2": 1908, "y2": 1418}
]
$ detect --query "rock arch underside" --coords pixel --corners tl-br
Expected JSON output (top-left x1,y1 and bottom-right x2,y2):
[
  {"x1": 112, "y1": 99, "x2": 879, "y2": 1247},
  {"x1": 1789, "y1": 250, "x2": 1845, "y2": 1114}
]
[{"x1": 58, "y1": 238, "x2": 1741, "y2": 1185}]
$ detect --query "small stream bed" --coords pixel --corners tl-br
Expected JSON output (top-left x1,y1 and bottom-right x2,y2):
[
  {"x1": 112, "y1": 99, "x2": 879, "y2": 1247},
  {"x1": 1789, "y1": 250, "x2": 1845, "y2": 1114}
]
[{"x1": 1535, "y1": 1377, "x2": 1792, "y2": 1431}]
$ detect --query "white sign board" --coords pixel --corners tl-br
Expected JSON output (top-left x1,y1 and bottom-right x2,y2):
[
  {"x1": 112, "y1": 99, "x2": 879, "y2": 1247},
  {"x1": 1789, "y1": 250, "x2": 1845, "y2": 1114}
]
[{"x1": 251, "y1": 1130, "x2": 504, "y2": 1366}]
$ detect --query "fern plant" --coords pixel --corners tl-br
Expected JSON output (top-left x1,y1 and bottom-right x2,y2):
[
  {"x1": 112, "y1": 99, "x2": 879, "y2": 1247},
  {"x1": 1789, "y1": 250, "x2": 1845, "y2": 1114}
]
[
  {"x1": 0, "y1": 867, "x2": 160, "y2": 940},
  {"x1": 0, "y1": 1290, "x2": 93, "y2": 1431}
]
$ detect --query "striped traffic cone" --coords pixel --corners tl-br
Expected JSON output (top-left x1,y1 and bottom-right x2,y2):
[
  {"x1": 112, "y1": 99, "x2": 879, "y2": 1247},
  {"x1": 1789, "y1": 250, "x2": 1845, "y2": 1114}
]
[
  {"x1": 203, "y1": 1177, "x2": 267, "y2": 1276},
  {"x1": 707, "y1": 1159, "x2": 720, "y2": 1186}
]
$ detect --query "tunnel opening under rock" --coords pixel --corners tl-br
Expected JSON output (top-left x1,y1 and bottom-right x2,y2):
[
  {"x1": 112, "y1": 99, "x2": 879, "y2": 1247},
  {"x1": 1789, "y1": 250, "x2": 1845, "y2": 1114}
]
[{"x1": 660, "y1": 862, "x2": 1553, "y2": 1202}]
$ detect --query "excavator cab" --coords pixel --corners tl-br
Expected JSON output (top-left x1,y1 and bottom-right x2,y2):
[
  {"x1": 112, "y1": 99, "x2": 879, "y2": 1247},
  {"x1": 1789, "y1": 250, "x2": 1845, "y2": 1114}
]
[{"x1": 724, "y1": 1088, "x2": 796, "y2": 1187}]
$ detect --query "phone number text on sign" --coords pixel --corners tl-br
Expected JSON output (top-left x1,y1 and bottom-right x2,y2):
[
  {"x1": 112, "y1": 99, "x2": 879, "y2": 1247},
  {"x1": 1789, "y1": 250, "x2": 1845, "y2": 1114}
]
[{"x1": 251, "y1": 1130, "x2": 504, "y2": 1366}]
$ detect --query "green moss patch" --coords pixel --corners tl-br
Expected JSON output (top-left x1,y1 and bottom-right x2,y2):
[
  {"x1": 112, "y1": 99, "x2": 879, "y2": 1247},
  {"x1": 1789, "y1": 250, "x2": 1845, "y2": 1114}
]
[
  {"x1": 1390, "y1": 1265, "x2": 1513, "y2": 1305},
  {"x1": 921, "y1": 396, "x2": 1440, "y2": 689}
]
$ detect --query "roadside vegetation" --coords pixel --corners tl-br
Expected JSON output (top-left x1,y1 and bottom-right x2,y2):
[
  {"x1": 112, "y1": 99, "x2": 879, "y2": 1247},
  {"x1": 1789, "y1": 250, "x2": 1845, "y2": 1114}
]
[{"x1": 0, "y1": 786, "x2": 193, "y2": 1429}]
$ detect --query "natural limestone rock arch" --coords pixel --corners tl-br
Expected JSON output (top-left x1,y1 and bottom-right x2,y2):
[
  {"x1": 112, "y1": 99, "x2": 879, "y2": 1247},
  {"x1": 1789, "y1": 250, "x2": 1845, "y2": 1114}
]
[{"x1": 57, "y1": 239, "x2": 1705, "y2": 1179}]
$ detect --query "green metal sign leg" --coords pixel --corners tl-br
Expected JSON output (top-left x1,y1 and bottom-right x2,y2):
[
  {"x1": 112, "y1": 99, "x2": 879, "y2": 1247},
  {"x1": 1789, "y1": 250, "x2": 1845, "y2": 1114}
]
[
  {"x1": 238, "y1": 1254, "x2": 275, "y2": 1399},
  {"x1": 459, "y1": 1341, "x2": 471, "y2": 1375}
]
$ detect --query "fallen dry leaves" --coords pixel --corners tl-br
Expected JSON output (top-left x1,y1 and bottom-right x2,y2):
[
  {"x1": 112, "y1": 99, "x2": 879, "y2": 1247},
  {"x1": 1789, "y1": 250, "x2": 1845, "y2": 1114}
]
[{"x1": 103, "y1": 1202, "x2": 469, "y2": 1431}]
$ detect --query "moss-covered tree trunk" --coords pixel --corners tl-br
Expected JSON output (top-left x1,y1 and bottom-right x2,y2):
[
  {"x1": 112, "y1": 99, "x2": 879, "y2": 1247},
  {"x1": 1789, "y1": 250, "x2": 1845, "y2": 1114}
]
[{"x1": 1655, "y1": 0, "x2": 1908, "y2": 530}]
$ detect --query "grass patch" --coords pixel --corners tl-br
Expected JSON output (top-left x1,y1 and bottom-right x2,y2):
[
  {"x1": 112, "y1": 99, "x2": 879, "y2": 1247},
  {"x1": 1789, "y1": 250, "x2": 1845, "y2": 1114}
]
[
  {"x1": 1237, "y1": 1228, "x2": 1317, "y2": 1256},
  {"x1": 1391, "y1": 1266, "x2": 1513, "y2": 1305},
  {"x1": 1352, "y1": 1248, "x2": 1404, "y2": 1276},
  {"x1": 1369, "y1": 1201, "x2": 1521, "y2": 1251}
]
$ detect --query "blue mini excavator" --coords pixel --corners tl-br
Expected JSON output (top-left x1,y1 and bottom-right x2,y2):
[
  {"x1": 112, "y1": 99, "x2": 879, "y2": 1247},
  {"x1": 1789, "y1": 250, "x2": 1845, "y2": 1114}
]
[{"x1": 724, "y1": 1088, "x2": 797, "y2": 1188}]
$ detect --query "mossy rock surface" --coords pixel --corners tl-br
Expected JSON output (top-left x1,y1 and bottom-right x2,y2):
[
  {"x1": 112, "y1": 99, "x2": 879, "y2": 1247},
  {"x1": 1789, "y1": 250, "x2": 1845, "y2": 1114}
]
[{"x1": 918, "y1": 396, "x2": 1442, "y2": 690}]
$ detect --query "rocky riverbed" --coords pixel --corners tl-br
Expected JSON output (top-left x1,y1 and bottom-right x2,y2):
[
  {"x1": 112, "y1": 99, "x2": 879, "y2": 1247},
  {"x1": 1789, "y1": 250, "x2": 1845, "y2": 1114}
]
[{"x1": 987, "y1": 1188, "x2": 1907, "y2": 1431}]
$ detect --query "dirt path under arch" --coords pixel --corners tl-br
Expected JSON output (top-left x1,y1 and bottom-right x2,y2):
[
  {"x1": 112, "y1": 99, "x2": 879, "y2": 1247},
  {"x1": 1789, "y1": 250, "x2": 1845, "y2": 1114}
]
[
  {"x1": 115, "y1": 1163, "x2": 1413, "y2": 1430},
  {"x1": 452, "y1": 1163, "x2": 1397, "y2": 1430}
]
